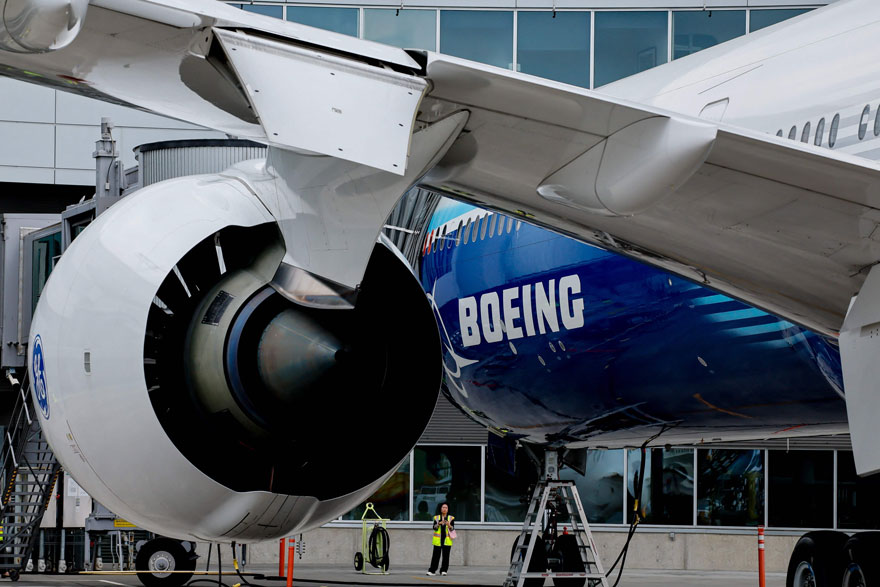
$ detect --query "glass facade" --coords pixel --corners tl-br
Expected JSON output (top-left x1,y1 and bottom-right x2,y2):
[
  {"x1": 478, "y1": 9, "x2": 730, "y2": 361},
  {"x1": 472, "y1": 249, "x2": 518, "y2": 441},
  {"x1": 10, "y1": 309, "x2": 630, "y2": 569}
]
[
  {"x1": 749, "y1": 9, "x2": 812, "y2": 32},
  {"x1": 230, "y1": 4, "x2": 811, "y2": 89},
  {"x1": 440, "y1": 10, "x2": 513, "y2": 69},
  {"x1": 673, "y1": 10, "x2": 746, "y2": 60},
  {"x1": 286, "y1": 6, "x2": 358, "y2": 36},
  {"x1": 594, "y1": 11, "x2": 668, "y2": 87},
  {"x1": 698, "y1": 449, "x2": 764, "y2": 526},
  {"x1": 628, "y1": 448, "x2": 694, "y2": 525},
  {"x1": 517, "y1": 11, "x2": 590, "y2": 87},
  {"x1": 363, "y1": 9, "x2": 436, "y2": 51},
  {"x1": 340, "y1": 446, "x2": 871, "y2": 531},
  {"x1": 414, "y1": 446, "x2": 482, "y2": 521},
  {"x1": 769, "y1": 450, "x2": 833, "y2": 528}
]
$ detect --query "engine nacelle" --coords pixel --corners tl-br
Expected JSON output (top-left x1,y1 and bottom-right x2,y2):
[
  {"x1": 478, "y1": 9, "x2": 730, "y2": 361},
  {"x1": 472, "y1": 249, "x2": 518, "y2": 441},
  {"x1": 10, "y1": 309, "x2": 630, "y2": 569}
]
[
  {"x1": 0, "y1": 0, "x2": 87, "y2": 53},
  {"x1": 28, "y1": 167, "x2": 440, "y2": 541}
]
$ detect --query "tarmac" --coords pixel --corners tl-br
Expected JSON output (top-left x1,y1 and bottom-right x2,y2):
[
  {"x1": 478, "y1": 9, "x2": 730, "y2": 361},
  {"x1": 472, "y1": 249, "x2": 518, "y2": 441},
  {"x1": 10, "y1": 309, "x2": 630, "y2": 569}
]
[{"x1": 12, "y1": 565, "x2": 786, "y2": 587}]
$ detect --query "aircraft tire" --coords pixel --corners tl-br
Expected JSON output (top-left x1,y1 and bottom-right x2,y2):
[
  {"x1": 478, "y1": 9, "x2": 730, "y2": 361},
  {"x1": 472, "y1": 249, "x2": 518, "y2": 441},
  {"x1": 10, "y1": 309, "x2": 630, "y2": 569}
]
[
  {"x1": 511, "y1": 535, "x2": 547, "y2": 587},
  {"x1": 786, "y1": 531, "x2": 846, "y2": 587},
  {"x1": 552, "y1": 534, "x2": 586, "y2": 587},
  {"x1": 842, "y1": 532, "x2": 880, "y2": 587},
  {"x1": 135, "y1": 538, "x2": 196, "y2": 587}
]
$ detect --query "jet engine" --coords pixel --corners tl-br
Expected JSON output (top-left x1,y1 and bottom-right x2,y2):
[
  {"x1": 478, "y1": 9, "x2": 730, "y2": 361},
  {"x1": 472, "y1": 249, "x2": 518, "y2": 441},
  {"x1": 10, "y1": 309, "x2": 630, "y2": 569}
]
[
  {"x1": 0, "y1": 0, "x2": 87, "y2": 53},
  {"x1": 28, "y1": 167, "x2": 441, "y2": 542}
]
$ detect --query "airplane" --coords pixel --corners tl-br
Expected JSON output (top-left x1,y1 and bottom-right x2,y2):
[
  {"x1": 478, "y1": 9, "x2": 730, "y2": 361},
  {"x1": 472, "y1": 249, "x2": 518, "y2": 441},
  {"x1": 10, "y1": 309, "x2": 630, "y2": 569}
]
[
  {"x1": 417, "y1": 197, "x2": 848, "y2": 447},
  {"x1": 2, "y1": 0, "x2": 880, "y2": 584}
]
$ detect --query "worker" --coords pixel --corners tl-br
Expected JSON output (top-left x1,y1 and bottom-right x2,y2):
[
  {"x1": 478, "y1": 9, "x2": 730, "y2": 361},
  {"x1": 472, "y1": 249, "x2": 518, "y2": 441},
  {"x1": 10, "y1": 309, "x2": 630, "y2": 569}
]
[{"x1": 426, "y1": 502, "x2": 455, "y2": 576}]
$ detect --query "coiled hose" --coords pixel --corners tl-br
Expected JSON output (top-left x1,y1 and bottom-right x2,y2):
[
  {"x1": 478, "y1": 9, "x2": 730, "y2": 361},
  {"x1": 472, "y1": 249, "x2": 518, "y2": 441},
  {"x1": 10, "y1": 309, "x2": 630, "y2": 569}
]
[{"x1": 367, "y1": 525, "x2": 390, "y2": 570}]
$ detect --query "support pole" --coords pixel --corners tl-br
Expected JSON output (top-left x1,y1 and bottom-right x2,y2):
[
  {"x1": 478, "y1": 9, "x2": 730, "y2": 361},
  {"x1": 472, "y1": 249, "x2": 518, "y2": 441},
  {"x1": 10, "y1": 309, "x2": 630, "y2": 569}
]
[
  {"x1": 286, "y1": 540, "x2": 294, "y2": 587},
  {"x1": 757, "y1": 526, "x2": 766, "y2": 587},
  {"x1": 278, "y1": 538, "x2": 285, "y2": 578}
]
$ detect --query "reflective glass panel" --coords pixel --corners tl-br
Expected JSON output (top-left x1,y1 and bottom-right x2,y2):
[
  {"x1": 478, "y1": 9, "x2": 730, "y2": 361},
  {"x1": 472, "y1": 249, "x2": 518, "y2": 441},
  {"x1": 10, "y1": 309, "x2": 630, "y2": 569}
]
[
  {"x1": 594, "y1": 11, "x2": 668, "y2": 87},
  {"x1": 440, "y1": 11, "x2": 513, "y2": 69},
  {"x1": 627, "y1": 448, "x2": 694, "y2": 525},
  {"x1": 673, "y1": 11, "x2": 745, "y2": 60},
  {"x1": 485, "y1": 443, "x2": 539, "y2": 523},
  {"x1": 287, "y1": 7, "x2": 358, "y2": 37},
  {"x1": 749, "y1": 9, "x2": 811, "y2": 33},
  {"x1": 838, "y1": 451, "x2": 880, "y2": 529},
  {"x1": 768, "y1": 450, "x2": 832, "y2": 528},
  {"x1": 414, "y1": 446, "x2": 481, "y2": 521},
  {"x1": 517, "y1": 11, "x2": 590, "y2": 88},
  {"x1": 364, "y1": 9, "x2": 436, "y2": 51},
  {"x1": 560, "y1": 450, "x2": 624, "y2": 524},
  {"x1": 241, "y1": 4, "x2": 282, "y2": 18},
  {"x1": 697, "y1": 449, "x2": 764, "y2": 526},
  {"x1": 343, "y1": 456, "x2": 410, "y2": 521},
  {"x1": 32, "y1": 232, "x2": 61, "y2": 312}
]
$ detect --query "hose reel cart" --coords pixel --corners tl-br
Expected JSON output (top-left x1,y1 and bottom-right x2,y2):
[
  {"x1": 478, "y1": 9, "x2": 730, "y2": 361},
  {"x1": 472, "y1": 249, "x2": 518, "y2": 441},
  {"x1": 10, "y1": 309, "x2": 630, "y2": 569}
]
[{"x1": 352, "y1": 503, "x2": 389, "y2": 574}]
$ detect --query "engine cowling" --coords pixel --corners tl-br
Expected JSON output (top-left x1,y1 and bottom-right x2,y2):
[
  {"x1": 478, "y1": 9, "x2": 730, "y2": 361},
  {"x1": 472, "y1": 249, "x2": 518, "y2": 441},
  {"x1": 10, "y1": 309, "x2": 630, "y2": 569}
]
[
  {"x1": 28, "y1": 167, "x2": 440, "y2": 541},
  {"x1": 0, "y1": 0, "x2": 87, "y2": 53}
]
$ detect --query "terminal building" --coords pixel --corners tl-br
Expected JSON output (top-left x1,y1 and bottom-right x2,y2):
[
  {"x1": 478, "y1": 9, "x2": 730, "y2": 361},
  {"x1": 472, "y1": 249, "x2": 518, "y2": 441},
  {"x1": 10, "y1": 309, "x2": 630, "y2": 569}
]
[{"x1": 0, "y1": 0, "x2": 874, "y2": 575}]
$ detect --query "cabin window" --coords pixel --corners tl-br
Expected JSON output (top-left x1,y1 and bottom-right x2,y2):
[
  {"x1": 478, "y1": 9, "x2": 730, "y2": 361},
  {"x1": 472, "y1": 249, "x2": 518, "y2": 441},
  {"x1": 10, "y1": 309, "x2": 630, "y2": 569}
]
[
  {"x1": 440, "y1": 226, "x2": 447, "y2": 250},
  {"x1": 455, "y1": 221, "x2": 463, "y2": 246},
  {"x1": 516, "y1": 221, "x2": 522, "y2": 231},
  {"x1": 860, "y1": 105, "x2": 871, "y2": 140},
  {"x1": 788, "y1": 126, "x2": 797, "y2": 140},
  {"x1": 874, "y1": 107, "x2": 880, "y2": 137},
  {"x1": 463, "y1": 219, "x2": 472, "y2": 245},
  {"x1": 829, "y1": 113, "x2": 840, "y2": 148},
  {"x1": 488, "y1": 214, "x2": 497, "y2": 238},
  {"x1": 800, "y1": 122, "x2": 811, "y2": 143},
  {"x1": 480, "y1": 215, "x2": 489, "y2": 240},
  {"x1": 506, "y1": 217, "x2": 514, "y2": 233},
  {"x1": 815, "y1": 118, "x2": 825, "y2": 146},
  {"x1": 776, "y1": 130, "x2": 783, "y2": 137}
]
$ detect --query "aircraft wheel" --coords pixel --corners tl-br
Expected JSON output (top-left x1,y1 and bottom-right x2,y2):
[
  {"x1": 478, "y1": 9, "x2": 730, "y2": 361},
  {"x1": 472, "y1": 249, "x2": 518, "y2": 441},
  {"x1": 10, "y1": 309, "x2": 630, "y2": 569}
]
[
  {"x1": 353, "y1": 551, "x2": 363, "y2": 571},
  {"x1": 552, "y1": 534, "x2": 586, "y2": 587},
  {"x1": 786, "y1": 531, "x2": 846, "y2": 587},
  {"x1": 136, "y1": 538, "x2": 196, "y2": 587},
  {"x1": 842, "y1": 532, "x2": 880, "y2": 587},
  {"x1": 7, "y1": 569, "x2": 19, "y2": 582},
  {"x1": 511, "y1": 535, "x2": 546, "y2": 587}
]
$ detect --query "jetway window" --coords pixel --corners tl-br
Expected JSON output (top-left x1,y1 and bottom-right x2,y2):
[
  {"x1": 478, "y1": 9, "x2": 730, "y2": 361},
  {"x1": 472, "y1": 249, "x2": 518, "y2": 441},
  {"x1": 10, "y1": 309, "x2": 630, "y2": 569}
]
[
  {"x1": 517, "y1": 11, "x2": 590, "y2": 88},
  {"x1": 594, "y1": 11, "x2": 668, "y2": 87},
  {"x1": 748, "y1": 8, "x2": 812, "y2": 33},
  {"x1": 561, "y1": 449, "x2": 625, "y2": 524},
  {"x1": 32, "y1": 231, "x2": 61, "y2": 313},
  {"x1": 343, "y1": 455, "x2": 411, "y2": 521},
  {"x1": 364, "y1": 9, "x2": 436, "y2": 51},
  {"x1": 697, "y1": 449, "x2": 764, "y2": 526},
  {"x1": 414, "y1": 446, "x2": 481, "y2": 521},
  {"x1": 440, "y1": 10, "x2": 513, "y2": 70},
  {"x1": 838, "y1": 451, "x2": 880, "y2": 530},
  {"x1": 768, "y1": 450, "x2": 832, "y2": 528},
  {"x1": 286, "y1": 6, "x2": 358, "y2": 37},
  {"x1": 672, "y1": 10, "x2": 745, "y2": 60},
  {"x1": 627, "y1": 448, "x2": 694, "y2": 525}
]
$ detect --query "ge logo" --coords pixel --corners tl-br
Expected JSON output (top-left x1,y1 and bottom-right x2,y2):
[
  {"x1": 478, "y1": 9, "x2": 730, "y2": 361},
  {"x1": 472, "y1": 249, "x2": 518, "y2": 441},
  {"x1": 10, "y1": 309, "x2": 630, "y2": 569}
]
[{"x1": 32, "y1": 335, "x2": 49, "y2": 420}]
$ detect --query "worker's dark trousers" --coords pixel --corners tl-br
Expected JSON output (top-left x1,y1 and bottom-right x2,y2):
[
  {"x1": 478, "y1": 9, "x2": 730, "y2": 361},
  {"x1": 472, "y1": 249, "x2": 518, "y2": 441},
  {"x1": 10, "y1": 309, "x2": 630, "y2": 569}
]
[{"x1": 429, "y1": 545, "x2": 451, "y2": 573}]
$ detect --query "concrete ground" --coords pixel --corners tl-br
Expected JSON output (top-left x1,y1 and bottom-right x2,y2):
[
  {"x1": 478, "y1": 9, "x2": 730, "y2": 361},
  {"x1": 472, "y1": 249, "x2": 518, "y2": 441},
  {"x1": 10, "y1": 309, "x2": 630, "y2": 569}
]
[{"x1": 11, "y1": 564, "x2": 784, "y2": 587}]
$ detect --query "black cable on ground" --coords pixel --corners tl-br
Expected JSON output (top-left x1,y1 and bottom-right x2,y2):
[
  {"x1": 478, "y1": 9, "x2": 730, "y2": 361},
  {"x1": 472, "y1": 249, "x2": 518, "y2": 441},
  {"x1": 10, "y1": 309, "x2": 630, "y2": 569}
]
[{"x1": 230, "y1": 541, "x2": 272, "y2": 587}]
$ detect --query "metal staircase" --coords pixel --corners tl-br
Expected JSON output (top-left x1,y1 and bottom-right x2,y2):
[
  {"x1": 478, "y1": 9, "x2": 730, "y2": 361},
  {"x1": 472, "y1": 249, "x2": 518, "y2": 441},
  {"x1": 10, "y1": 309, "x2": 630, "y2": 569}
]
[
  {"x1": 505, "y1": 451, "x2": 609, "y2": 587},
  {"x1": 0, "y1": 371, "x2": 60, "y2": 579}
]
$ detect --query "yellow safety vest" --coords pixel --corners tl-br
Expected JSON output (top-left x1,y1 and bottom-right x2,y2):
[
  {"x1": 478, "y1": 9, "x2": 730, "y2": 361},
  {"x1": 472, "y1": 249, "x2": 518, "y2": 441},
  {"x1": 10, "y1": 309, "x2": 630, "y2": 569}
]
[{"x1": 432, "y1": 515, "x2": 454, "y2": 546}]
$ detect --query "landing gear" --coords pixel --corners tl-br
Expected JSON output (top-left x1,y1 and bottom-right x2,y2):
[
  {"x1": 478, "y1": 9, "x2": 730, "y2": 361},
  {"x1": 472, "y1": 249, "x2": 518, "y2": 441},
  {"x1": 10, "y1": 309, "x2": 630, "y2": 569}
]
[
  {"x1": 842, "y1": 532, "x2": 880, "y2": 587},
  {"x1": 135, "y1": 538, "x2": 196, "y2": 587},
  {"x1": 785, "y1": 531, "x2": 847, "y2": 587}
]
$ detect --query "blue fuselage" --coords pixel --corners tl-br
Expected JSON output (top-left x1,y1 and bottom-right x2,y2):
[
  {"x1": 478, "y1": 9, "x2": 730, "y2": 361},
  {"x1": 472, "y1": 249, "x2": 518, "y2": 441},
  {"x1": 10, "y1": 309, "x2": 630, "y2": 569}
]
[{"x1": 419, "y1": 200, "x2": 848, "y2": 447}]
